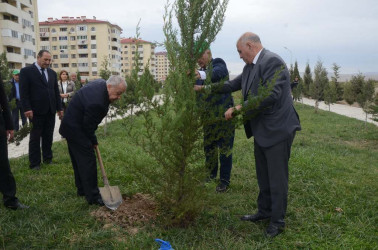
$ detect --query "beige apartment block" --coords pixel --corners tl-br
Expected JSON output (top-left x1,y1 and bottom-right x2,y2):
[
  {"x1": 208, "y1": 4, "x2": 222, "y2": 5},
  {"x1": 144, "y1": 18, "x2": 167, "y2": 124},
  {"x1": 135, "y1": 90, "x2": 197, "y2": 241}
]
[
  {"x1": 0, "y1": 0, "x2": 39, "y2": 70},
  {"x1": 155, "y1": 51, "x2": 169, "y2": 82},
  {"x1": 39, "y1": 16, "x2": 122, "y2": 81},
  {"x1": 120, "y1": 38, "x2": 155, "y2": 78}
]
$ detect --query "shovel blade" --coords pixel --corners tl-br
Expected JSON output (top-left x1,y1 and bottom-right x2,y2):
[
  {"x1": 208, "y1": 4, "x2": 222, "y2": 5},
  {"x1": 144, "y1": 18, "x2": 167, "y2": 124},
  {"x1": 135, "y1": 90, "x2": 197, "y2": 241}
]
[{"x1": 99, "y1": 185, "x2": 123, "y2": 210}]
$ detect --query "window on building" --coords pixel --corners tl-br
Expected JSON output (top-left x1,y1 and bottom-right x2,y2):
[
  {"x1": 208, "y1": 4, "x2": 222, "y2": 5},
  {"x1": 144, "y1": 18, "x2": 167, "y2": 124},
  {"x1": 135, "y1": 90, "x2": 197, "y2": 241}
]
[
  {"x1": 77, "y1": 26, "x2": 87, "y2": 31},
  {"x1": 78, "y1": 44, "x2": 88, "y2": 49},
  {"x1": 61, "y1": 63, "x2": 69, "y2": 67},
  {"x1": 138, "y1": 45, "x2": 143, "y2": 48},
  {"x1": 60, "y1": 54, "x2": 68, "y2": 58},
  {"x1": 92, "y1": 71, "x2": 97, "y2": 76},
  {"x1": 70, "y1": 36, "x2": 75, "y2": 41},
  {"x1": 59, "y1": 45, "x2": 68, "y2": 50},
  {"x1": 91, "y1": 35, "x2": 96, "y2": 40},
  {"x1": 40, "y1": 37, "x2": 49, "y2": 41},
  {"x1": 71, "y1": 54, "x2": 76, "y2": 58},
  {"x1": 53, "y1": 64, "x2": 58, "y2": 68},
  {"x1": 79, "y1": 54, "x2": 88, "y2": 58},
  {"x1": 41, "y1": 46, "x2": 50, "y2": 50},
  {"x1": 91, "y1": 53, "x2": 97, "y2": 58},
  {"x1": 11, "y1": 30, "x2": 18, "y2": 38},
  {"x1": 52, "y1": 37, "x2": 57, "y2": 41},
  {"x1": 60, "y1": 27, "x2": 67, "y2": 32},
  {"x1": 70, "y1": 27, "x2": 75, "y2": 32},
  {"x1": 59, "y1": 36, "x2": 67, "y2": 41},
  {"x1": 53, "y1": 55, "x2": 58, "y2": 59},
  {"x1": 71, "y1": 45, "x2": 76, "y2": 50},
  {"x1": 92, "y1": 62, "x2": 97, "y2": 67},
  {"x1": 51, "y1": 28, "x2": 56, "y2": 33},
  {"x1": 78, "y1": 63, "x2": 88, "y2": 67},
  {"x1": 52, "y1": 46, "x2": 57, "y2": 50},
  {"x1": 72, "y1": 63, "x2": 77, "y2": 67},
  {"x1": 91, "y1": 27, "x2": 96, "y2": 31},
  {"x1": 77, "y1": 35, "x2": 87, "y2": 40},
  {"x1": 91, "y1": 44, "x2": 96, "y2": 49}
]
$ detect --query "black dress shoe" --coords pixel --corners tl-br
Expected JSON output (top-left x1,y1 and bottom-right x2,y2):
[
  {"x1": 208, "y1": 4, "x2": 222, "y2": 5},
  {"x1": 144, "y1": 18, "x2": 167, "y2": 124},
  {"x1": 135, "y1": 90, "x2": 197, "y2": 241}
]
[
  {"x1": 5, "y1": 201, "x2": 29, "y2": 210},
  {"x1": 240, "y1": 213, "x2": 270, "y2": 222},
  {"x1": 265, "y1": 224, "x2": 284, "y2": 238},
  {"x1": 216, "y1": 183, "x2": 229, "y2": 193},
  {"x1": 88, "y1": 197, "x2": 104, "y2": 206},
  {"x1": 43, "y1": 159, "x2": 52, "y2": 164},
  {"x1": 30, "y1": 165, "x2": 40, "y2": 170}
]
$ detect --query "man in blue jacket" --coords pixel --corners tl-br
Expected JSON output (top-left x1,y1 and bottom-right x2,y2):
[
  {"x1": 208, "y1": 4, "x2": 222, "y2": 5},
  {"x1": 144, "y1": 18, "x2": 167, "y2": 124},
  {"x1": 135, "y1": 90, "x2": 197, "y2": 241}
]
[
  {"x1": 59, "y1": 76, "x2": 126, "y2": 206},
  {"x1": 195, "y1": 44, "x2": 235, "y2": 192}
]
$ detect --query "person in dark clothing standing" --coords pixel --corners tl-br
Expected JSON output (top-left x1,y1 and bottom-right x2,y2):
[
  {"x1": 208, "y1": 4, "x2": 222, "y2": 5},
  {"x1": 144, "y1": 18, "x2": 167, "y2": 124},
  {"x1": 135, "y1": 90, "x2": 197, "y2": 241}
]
[
  {"x1": 290, "y1": 76, "x2": 299, "y2": 91},
  {"x1": 20, "y1": 50, "x2": 63, "y2": 170},
  {"x1": 195, "y1": 45, "x2": 235, "y2": 192},
  {"x1": 0, "y1": 74, "x2": 29, "y2": 210},
  {"x1": 9, "y1": 70, "x2": 27, "y2": 131},
  {"x1": 59, "y1": 76, "x2": 126, "y2": 205}
]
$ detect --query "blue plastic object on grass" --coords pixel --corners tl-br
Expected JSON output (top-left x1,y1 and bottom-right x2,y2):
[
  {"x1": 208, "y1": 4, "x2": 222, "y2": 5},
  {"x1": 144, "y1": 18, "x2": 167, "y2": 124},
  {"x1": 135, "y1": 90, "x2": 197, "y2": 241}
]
[{"x1": 155, "y1": 239, "x2": 173, "y2": 250}]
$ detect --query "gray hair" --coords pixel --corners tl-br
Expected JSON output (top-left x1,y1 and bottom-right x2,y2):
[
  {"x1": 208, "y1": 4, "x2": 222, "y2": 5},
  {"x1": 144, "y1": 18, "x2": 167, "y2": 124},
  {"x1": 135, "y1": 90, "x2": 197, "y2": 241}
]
[{"x1": 106, "y1": 75, "x2": 127, "y2": 88}]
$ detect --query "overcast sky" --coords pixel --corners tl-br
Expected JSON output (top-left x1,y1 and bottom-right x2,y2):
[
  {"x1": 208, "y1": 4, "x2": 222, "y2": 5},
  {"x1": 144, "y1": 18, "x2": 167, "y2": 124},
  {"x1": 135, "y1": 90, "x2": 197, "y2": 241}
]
[{"x1": 38, "y1": 0, "x2": 378, "y2": 75}]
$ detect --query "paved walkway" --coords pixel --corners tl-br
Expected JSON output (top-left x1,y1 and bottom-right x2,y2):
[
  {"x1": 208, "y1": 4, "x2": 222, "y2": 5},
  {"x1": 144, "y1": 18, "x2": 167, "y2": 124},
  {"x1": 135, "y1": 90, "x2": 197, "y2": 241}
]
[
  {"x1": 299, "y1": 97, "x2": 377, "y2": 126},
  {"x1": 8, "y1": 96, "x2": 376, "y2": 159}
]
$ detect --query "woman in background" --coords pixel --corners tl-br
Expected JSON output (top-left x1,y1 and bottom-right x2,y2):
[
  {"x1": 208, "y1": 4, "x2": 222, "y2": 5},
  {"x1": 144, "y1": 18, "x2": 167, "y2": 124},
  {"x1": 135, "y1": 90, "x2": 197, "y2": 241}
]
[{"x1": 58, "y1": 70, "x2": 75, "y2": 113}]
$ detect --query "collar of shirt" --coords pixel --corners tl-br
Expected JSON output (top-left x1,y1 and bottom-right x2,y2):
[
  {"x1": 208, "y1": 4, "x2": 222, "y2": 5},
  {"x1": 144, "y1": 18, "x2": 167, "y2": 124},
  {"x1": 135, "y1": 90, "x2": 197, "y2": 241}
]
[{"x1": 253, "y1": 48, "x2": 263, "y2": 65}]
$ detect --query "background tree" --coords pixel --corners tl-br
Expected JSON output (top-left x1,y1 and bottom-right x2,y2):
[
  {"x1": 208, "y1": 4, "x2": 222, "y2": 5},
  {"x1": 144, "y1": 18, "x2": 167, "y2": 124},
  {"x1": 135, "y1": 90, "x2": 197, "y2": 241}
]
[
  {"x1": 0, "y1": 52, "x2": 12, "y2": 94},
  {"x1": 309, "y1": 60, "x2": 328, "y2": 112},
  {"x1": 99, "y1": 56, "x2": 112, "y2": 80},
  {"x1": 367, "y1": 93, "x2": 378, "y2": 122},
  {"x1": 331, "y1": 63, "x2": 343, "y2": 100},
  {"x1": 358, "y1": 79, "x2": 375, "y2": 124},
  {"x1": 323, "y1": 80, "x2": 338, "y2": 111},
  {"x1": 343, "y1": 73, "x2": 364, "y2": 105},
  {"x1": 303, "y1": 62, "x2": 312, "y2": 97}
]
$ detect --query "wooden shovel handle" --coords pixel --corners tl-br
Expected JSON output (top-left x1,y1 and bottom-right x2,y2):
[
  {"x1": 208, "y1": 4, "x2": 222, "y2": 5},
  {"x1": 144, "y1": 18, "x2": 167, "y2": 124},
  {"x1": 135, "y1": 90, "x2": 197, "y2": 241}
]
[{"x1": 95, "y1": 145, "x2": 110, "y2": 186}]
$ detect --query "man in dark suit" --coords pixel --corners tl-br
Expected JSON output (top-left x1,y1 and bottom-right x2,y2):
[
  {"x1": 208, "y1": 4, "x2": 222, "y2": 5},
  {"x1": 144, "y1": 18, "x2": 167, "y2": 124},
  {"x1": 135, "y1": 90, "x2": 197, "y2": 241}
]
[
  {"x1": 9, "y1": 70, "x2": 27, "y2": 131},
  {"x1": 195, "y1": 46, "x2": 235, "y2": 192},
  {"x1": 20, "y1": 50, "x2": 63, "y2": 170},
  {"x1": 59, "y1": 76, "x2": 126, "y2": 205},
  {"x1": 1, "y1": 74, "x2": 29, "y2": 210},
  {"x1": 195, "y1": 32, "x2": 301, "y2": 237}
]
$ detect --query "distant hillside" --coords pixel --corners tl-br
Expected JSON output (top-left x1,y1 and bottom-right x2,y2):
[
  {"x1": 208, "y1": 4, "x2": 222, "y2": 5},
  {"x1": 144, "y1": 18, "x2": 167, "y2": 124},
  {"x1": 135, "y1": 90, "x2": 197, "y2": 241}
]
[{"x1": 230, "y1": 72, "x2": 378, "y2": 82}]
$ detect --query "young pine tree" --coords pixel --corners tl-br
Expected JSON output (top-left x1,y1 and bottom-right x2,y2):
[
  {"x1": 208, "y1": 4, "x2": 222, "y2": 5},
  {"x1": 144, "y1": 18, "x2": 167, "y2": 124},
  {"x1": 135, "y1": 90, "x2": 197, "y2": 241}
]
[
  {"x1": 309, "y1": 60, "x2": 328, "y2": 113},
  {"x1": 303, "y1": 62, "x2": 312, "y2": 97}
]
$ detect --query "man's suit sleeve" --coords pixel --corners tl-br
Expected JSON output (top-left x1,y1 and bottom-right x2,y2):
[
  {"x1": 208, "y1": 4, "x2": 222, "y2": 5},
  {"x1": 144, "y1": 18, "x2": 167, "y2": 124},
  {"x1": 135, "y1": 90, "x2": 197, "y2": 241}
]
[
  {"x1": 19, "y1": 68, "x2": 31, "y2": 112},
  {"x1": 82, "y1": 104, "x2": 107, "y2": 145},
  {"x1": 0, "y1": 82, "x2": 14, "y2": 130},
  {"x1": 211, "y1": 74, "x2": 242, "y2": 93}
]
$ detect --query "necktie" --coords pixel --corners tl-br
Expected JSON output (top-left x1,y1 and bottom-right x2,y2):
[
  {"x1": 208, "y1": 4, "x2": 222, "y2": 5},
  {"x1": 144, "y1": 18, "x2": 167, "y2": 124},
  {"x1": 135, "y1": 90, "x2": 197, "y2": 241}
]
[{"x1": 41, "y1": 68, "x2": 47, "y2": 83}]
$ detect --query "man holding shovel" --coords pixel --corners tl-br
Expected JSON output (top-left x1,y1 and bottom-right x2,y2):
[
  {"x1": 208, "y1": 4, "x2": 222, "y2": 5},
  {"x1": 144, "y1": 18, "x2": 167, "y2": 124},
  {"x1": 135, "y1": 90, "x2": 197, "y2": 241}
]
[{"x1": 59, "y1": 76, "x2": 126, "y2": 206}]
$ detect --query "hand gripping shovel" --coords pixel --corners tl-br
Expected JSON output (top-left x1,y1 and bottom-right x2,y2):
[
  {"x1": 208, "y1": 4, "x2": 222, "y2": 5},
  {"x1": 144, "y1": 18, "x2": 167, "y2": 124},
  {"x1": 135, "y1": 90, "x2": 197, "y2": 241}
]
[{"x1": 95, "y1": 145, "x2": 122, "y2": 210}]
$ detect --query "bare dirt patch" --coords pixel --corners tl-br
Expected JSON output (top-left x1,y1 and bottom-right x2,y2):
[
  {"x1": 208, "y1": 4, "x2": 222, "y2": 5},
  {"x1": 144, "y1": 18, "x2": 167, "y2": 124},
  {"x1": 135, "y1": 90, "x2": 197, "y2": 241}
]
[{"x1": 91, "y1": 193, "x2": 158, "y2": 234}]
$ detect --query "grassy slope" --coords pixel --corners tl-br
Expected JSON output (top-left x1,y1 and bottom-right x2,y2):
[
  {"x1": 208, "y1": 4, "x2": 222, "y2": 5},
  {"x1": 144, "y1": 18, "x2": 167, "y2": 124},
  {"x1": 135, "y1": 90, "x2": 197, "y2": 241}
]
[{"x1": 1, "y1": 103, "x2": 377, "y2": 249}]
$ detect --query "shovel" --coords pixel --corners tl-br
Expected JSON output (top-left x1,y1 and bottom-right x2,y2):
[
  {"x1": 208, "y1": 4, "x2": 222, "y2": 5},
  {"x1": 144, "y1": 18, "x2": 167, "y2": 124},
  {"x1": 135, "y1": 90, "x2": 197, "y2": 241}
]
[{"x1": 95, "y1": 145, "x2": 123, "y2": 210}]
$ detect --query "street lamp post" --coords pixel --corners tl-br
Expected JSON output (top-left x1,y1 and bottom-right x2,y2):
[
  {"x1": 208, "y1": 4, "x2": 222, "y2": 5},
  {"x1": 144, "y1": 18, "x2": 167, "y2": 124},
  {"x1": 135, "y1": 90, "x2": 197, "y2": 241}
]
[{"x1": 284, "y1": 46, "x2": 292, "y2": 66}]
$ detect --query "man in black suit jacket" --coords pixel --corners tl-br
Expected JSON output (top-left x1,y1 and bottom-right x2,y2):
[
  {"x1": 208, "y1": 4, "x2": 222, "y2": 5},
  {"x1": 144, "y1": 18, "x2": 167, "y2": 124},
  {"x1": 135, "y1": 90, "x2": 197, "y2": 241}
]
[
  {"x1": 20, "y1": 50, "x2": 63, "y2": 170},
  {"x1": 195, "y1": 32, "x2": 301, "y2": 237},
  {"x1": 59, "y1": 76, "x2": 126, "y2": 205},
  {"x1": 9, "y1": 70, "x2": 27, "y2": 131},
  {"x1": 0, "y1": 74, "x2": 28, "y2": 210},
  {"x1": 195, "y1": 47, "x2": 235, "y2": 193}
]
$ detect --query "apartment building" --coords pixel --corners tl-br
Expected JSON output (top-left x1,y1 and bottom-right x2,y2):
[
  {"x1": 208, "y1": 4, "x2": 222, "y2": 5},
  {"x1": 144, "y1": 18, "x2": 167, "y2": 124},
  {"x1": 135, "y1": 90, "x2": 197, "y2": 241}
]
[
  {"x1": 39, "y1": 16, "x2": 122, "y2": 80},
  {"x1": 155, "y1": 51, "x2": 169, "y2": 82},
  {"x1": 120, "y1": 38, "x2": 155, "y2": 78},
  {"x1": 0, "y1": 0, "x2": 39, "y2": 70}
]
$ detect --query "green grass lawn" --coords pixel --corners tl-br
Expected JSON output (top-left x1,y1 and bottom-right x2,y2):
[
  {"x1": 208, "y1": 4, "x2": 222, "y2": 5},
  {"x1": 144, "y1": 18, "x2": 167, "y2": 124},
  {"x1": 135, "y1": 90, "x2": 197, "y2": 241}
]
[{"x1": 1, "y1": 103, "x2": 377, "y2": 249}]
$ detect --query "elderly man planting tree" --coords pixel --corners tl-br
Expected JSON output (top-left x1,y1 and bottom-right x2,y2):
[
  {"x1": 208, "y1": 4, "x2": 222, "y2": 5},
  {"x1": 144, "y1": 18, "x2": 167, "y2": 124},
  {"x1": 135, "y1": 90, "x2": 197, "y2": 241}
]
[
  {"x1": 195, "y1": 32, "x2": 301, "y2": 237},
  {"x1": 59, "y1": 76, "x2": 127, "y2": 206}
]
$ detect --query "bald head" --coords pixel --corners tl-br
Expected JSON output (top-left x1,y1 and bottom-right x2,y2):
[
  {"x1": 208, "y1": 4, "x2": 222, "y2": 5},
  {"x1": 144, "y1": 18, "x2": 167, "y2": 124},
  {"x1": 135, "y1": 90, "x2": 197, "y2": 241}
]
[
  {"x1": 236, "y1": 32, "x2": 263, "y2": 64},
  {"x1": 238, "y1": 32, "x2": 262, "y2": 45}
]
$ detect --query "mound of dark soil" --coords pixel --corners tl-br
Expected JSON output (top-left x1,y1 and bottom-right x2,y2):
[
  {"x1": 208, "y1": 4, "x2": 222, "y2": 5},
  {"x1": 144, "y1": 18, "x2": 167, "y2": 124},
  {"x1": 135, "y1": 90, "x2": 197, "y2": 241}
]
[{"x1": 91, "y1": 193, "x2": 157, "y2": 233}]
